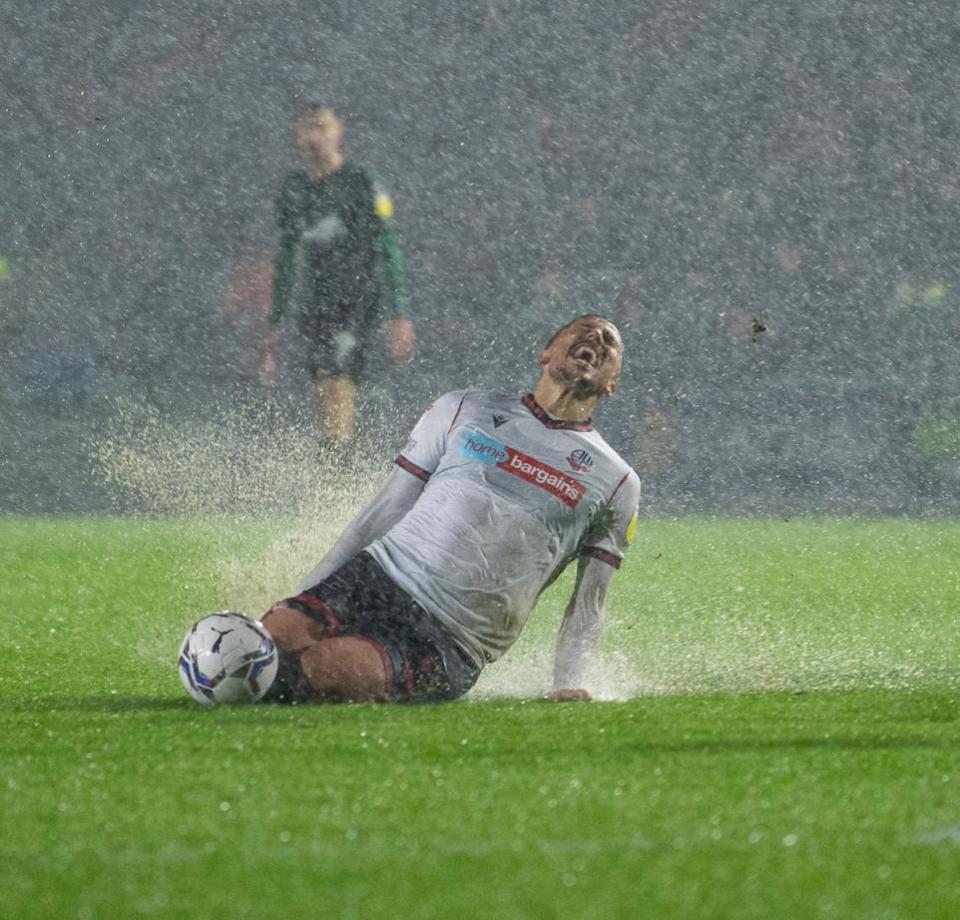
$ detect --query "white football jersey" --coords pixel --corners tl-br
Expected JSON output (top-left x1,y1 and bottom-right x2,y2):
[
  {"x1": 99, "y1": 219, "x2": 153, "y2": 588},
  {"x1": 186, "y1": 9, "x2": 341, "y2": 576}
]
[{"x1": 366, "y1": 390, "x2": 641, "y2": 668}]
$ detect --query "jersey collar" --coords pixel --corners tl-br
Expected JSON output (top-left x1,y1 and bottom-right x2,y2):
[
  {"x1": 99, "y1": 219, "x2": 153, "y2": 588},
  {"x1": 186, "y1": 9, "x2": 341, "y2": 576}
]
[{"x1": 522, "y1": 393, "x2": 593, "y2": 432}]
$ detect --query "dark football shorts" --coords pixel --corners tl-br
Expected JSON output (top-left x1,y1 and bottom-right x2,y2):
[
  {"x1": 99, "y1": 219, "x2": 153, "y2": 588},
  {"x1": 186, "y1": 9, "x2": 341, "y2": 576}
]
[
  {"x1": 295, "y1": 290, "x2": 378, "y2": 381},
  {"x1": 269, "y1": 551, "x2": 481, "y2": 703}
]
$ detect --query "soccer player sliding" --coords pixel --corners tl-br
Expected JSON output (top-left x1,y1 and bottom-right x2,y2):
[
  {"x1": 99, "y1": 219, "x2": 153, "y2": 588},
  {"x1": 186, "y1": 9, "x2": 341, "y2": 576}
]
[{"x1": 244, "y1": 316, "x2": 638, "y2": 704}]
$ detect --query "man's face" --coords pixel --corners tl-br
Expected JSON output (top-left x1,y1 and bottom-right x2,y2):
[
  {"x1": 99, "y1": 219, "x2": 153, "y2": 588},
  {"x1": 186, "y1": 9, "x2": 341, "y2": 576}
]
[
  {"x1": 539, "y1": 315, "x2": 624, "y2": 397},
  {"x1": 296, "y1": 108, "x2": 343, "y2": 164}
]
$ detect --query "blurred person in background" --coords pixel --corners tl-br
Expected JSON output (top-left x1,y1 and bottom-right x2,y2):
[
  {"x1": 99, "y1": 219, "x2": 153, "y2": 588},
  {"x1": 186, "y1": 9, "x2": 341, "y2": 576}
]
[{"x1": 264, "y1": 102, "x2": 414, "y2": 441}]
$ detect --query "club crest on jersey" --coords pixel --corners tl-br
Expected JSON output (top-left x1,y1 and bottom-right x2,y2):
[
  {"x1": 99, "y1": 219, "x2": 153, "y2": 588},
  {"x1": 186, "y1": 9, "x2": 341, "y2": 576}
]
[
  {"x1": 565, "y1": 449, "x2": 594, "y2": 472},
  {"x1": 460, "y1": 432, "x2": 585, "y2": 508},
  {"x1": 492, "y1": 414, "x2": 509, "y2": 429}
]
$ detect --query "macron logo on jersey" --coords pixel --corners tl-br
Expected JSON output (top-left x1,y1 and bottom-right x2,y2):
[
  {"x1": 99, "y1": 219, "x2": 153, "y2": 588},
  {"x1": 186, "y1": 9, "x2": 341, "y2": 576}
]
[{"x1": 461, "y1": 433, "x2": 586, "y2": 508}]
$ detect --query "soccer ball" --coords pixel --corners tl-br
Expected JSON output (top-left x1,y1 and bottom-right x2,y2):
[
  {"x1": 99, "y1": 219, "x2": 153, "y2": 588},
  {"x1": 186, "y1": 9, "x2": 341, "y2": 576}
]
[{"x1": 178, "y1": 612, "x2": 278, "y2": 704}]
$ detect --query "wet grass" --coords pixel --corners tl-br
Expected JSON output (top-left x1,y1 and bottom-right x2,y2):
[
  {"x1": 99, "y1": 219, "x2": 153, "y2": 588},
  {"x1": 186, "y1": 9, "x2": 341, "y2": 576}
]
[{"x1": 2, "y1": 517, "x2": 960, "y2": 919}]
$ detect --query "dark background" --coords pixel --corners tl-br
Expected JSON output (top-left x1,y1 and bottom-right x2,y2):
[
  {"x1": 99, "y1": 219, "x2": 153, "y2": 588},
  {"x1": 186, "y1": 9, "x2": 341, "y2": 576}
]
[{"x1": 3, "y1": 0, "x2": 959, "y2": 514}]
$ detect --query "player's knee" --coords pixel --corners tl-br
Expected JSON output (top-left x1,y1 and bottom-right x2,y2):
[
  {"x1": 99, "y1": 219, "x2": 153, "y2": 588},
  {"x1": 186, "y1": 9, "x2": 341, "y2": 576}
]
[
  {"x1": 261, "y1": 604, "x2": 321, "y2": 650},
  {"x1": 260, "y1": 602, "x2": 291, "y2": 634}
]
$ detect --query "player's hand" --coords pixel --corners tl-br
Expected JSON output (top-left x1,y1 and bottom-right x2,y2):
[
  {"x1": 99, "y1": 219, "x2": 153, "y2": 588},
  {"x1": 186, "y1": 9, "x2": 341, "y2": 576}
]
[
  {"x1": 387, "y1": 318, "x2": 415, "y2": 363},
  {"x1": 546, "y1": 688, "x2": 592, "y2": 702}
]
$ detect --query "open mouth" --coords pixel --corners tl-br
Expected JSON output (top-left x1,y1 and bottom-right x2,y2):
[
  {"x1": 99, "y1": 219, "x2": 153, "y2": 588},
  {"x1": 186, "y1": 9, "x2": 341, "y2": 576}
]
[{"x1": 570, "y1": 343, "x2": 601, "y2": 368}]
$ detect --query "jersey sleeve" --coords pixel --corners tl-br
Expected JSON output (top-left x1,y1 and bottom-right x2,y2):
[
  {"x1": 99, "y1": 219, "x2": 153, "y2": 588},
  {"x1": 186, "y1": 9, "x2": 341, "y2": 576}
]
[
  {"x1": 580, "y1": 469, "x2": 641, "y2": 569},
  {"x1": 394, "y1": 390, "x2": 469, "y2": 482},
  {"x1": 368, "y1": 174, "x2": 410, "y2": 318}
]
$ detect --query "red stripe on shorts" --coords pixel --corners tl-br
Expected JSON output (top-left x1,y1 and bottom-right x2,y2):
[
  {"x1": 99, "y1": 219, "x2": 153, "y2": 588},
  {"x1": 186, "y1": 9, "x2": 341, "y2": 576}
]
[{"x1": 291, "y1": 593, "x2": 340, "y2": 636}]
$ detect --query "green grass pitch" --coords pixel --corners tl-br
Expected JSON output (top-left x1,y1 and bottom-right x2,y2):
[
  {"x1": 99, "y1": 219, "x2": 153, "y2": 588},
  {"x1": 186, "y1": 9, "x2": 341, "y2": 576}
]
[{"x1": 2, "y1": 516, "x2": 960, "y2": 919}]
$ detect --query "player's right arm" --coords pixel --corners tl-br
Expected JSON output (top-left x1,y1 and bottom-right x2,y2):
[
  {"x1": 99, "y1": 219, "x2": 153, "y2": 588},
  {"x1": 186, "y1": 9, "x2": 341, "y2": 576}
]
[
  {"x1": 297, "y1": 465, "x2": 426, "y2": 591},
  {"x1": 296, "y1": 391, "x2": 467, "y2": 591}
]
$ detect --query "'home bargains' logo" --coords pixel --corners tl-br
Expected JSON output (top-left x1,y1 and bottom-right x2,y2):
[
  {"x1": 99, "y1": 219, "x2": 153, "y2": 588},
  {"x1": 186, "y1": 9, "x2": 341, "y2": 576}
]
[{"x1": 461, "y1": 433, "x2": 586, "y2": 508}]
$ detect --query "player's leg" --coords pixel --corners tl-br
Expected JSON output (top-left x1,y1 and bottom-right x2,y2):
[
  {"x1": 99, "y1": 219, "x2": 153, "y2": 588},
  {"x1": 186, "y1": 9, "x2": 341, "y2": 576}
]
[
  {"x1": 261, "y1": 603, "x2": 328, "y2": 650},
  {"x1": 259, "y1": 604, "x2": 321, "y2": 702},
  {"x1": 300, "y1": 636, "x2": 388, "y2": 701},
  {"x1": 260, "y1": 553, "x2": 479, "y2": 704},
  {"x1": 297, "y1": 309, "x2": 352, "y2": 442},
  {"x1": 261, "y1": 605, "x2": 388, "y2": 701},
  {"x1": 313, "y1": 376, "x2": 356, "y2": 441},
  {"x1": 313, "y1": 294, "x2": 378, "y2": 442}
]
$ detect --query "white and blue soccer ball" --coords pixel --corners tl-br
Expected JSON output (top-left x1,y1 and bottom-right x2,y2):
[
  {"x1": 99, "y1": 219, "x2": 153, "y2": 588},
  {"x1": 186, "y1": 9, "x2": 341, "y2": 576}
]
[{"x1": 178, "y1": 611, "x2": 278, "y2": 704}]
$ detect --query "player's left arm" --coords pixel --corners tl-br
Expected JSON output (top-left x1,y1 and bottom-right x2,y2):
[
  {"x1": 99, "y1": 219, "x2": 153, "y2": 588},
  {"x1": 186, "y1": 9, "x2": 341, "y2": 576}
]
[
  {"x1": 550, "y1": 557, "x2": 615, "y2": 699},
  {"x1": 550, "y1": 469, "x2": 641, "y2": 700},
  {"x1": 368, "y1": 177, "x2": 414, "y2": 360}
]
